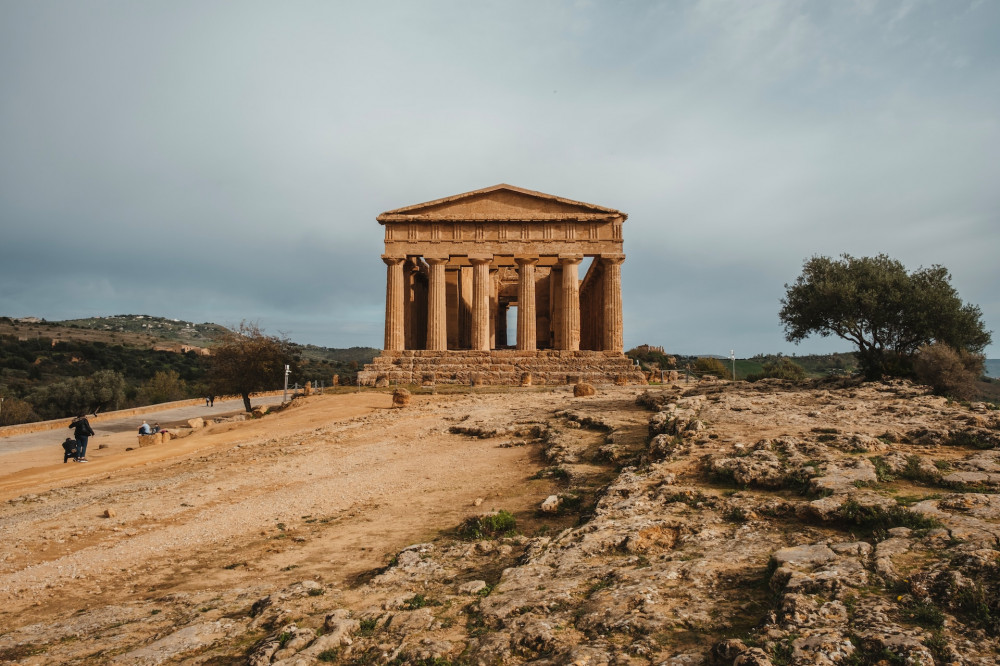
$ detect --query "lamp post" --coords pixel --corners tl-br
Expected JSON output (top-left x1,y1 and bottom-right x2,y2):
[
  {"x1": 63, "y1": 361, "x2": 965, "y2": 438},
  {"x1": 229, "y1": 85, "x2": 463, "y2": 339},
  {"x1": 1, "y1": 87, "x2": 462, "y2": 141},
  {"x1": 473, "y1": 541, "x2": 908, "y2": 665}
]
[
  {"x1": 730, "y1": 350, "x2": 736, "y2": 382},
  {"x1": 282, "y1": 365, "x2": 290, "y2": 403}
]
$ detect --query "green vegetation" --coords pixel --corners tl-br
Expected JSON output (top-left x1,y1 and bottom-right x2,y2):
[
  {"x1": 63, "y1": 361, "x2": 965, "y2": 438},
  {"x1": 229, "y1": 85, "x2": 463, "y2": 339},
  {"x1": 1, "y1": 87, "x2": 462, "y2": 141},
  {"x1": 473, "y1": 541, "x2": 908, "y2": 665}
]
[
  {"x1": 0, "y1": 315, "x2": 379, "y2": 424},
  {"x1": 457, "y1": 510, "x2": 517, "y2": 540},
  {"x1": 626, "y1": 345, "x2": 675, "y2": 371},
  {"x1": 691, "y1": 356, "x2": 731, "y2": 379},
  {"x1": 780, "y1": 254, "x2": 991, "y2": 379},
  {"x1": 745, "y1": 357, "x2": 807, "y2": 382},
  {"x1": 913, "y1": 342, "x2": 986, "y2": 400},
  {"x1": 839, "y1": 499, "x2": 942, "y2": 532}
]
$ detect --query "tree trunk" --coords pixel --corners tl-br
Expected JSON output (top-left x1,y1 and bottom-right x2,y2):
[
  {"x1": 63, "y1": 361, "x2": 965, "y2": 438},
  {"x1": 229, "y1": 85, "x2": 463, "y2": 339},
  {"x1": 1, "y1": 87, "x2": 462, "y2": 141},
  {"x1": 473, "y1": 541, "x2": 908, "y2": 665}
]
[{"x1": 242, "y1": 393, "x2": 252, "y2": 412}]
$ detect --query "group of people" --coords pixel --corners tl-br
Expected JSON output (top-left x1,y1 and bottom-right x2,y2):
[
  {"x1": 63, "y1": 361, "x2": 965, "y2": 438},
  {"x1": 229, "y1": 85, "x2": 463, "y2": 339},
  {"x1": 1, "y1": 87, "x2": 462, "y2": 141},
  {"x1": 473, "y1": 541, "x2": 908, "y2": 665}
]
[
  {"x1": 138, "y1": 421, "x2": 164, "y2": 435},
  {"x1": 62, "y1": 413, "x2": 95, "y2": 463},
  {"x1": 61, "y1": 395, "x2": 220, "y2": 463}
]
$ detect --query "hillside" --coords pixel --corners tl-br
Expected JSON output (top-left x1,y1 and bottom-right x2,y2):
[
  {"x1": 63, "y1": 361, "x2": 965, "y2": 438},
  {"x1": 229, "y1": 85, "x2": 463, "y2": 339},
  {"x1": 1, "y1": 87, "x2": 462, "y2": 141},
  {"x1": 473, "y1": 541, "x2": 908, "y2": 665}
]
[{"x1": 0, "y1": 315, "x2": 379, "y2": 425}]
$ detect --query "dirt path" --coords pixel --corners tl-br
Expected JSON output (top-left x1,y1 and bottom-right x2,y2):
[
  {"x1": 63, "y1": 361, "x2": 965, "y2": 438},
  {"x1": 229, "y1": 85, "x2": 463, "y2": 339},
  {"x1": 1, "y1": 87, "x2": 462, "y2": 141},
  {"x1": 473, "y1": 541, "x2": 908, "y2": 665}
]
[{"x1": 0, "y1": 388, "x2": 580, "y2": 644}]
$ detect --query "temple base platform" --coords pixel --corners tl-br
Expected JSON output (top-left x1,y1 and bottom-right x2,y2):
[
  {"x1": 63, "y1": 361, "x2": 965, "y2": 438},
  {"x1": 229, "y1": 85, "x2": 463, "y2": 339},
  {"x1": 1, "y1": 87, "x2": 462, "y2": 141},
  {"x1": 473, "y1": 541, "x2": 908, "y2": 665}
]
[{"x1": 358, "y1": 349, "x2": 647, "y2": 386}]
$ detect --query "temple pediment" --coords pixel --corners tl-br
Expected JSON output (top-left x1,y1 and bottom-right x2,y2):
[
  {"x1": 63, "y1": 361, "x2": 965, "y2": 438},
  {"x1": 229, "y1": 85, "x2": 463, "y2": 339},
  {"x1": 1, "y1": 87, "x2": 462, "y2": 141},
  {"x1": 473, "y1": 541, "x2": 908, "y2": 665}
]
[{"x1": 377, "y1": 184, "x2": 625, "y2": 223}]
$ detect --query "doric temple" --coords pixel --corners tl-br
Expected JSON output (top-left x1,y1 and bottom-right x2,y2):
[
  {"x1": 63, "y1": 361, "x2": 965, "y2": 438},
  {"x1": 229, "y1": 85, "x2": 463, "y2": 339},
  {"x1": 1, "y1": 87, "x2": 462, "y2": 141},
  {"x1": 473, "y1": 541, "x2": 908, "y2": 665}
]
[{"x1": 359, "y1": 184, "x2": 645, "y2": 385}]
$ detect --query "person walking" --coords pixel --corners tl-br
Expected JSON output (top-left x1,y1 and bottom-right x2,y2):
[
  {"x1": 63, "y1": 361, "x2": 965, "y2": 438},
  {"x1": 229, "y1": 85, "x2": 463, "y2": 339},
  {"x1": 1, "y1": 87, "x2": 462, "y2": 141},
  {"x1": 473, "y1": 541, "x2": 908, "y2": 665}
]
[{"x1": 69, "y1": 413, "x2": 95, "y2": 462}]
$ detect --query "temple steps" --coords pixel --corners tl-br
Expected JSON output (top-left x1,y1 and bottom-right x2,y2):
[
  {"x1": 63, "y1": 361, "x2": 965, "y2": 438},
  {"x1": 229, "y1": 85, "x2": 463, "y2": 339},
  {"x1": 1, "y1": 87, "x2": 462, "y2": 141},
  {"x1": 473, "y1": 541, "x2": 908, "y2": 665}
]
[{"x1": 359, "y1": 350, "x2": 646, "y2": 386}]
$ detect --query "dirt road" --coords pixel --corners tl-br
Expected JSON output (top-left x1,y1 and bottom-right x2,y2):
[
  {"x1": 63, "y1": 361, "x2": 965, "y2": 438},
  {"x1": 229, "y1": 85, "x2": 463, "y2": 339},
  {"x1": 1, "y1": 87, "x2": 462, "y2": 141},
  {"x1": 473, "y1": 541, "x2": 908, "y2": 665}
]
[{"x1": 0, "y1": 387, "x2": 583, "y2": 662}]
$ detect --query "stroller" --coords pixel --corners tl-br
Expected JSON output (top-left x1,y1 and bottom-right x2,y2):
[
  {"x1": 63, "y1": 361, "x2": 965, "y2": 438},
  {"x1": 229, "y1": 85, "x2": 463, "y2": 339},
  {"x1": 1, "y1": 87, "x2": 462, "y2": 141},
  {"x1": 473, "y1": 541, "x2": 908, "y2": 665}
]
[{"x1": 61, "y1": 438, "x2": 78, "y2": 463}]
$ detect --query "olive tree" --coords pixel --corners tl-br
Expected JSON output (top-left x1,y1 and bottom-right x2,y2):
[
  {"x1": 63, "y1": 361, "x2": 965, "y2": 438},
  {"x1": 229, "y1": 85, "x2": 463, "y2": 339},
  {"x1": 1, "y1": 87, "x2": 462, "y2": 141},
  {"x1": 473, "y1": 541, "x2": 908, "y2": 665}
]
[
  {"x1": 208, "y1": 322, "x2": 294, "y2": 412},
  {"x1": 780, "y1": 254, "x2": 991, "y2": 379}
]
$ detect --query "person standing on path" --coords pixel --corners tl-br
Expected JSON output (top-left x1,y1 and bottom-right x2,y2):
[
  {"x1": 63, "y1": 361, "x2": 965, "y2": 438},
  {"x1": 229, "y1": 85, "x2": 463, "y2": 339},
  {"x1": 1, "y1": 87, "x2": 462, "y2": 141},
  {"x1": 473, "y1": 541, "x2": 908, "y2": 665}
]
[{"x1": 69, "y1": 413, "x2": 95, "y2": 462}]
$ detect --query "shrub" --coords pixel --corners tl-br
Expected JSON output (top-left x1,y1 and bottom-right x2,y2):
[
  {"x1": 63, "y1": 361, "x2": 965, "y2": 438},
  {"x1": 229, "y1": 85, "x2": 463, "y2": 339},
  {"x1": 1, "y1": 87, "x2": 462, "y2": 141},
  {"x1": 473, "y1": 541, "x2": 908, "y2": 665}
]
[
  {"x1": 746, "y1": 357, "x2": 807, "y2": 382},
  {"x1": 692, "y1": 357, "x2": 731, "y2": 380},
  {"x1": 913, "y1": 342, "x2": 984, "y2": 400},
  {"x1": 457, "y1": 510, "x2": 517, "y2": 540}
]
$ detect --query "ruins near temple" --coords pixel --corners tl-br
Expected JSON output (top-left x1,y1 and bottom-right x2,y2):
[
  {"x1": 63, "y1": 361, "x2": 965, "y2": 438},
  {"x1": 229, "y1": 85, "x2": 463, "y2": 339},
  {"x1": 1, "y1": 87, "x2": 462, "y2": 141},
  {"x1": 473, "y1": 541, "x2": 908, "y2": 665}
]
[{"x1": 359, "y1": 184, "x2": 646, "y2": 385}]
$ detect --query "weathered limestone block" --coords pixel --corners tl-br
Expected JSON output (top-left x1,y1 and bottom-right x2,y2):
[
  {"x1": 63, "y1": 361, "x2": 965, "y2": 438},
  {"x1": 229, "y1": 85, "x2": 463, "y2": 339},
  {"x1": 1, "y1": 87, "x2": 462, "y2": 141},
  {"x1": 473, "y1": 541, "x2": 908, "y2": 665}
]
[
  {"x1": 392, "y1": 388, "x2": 411, "y2": 408},
  {"x1": 187, "y1": 417, "x2": 204, "y2": 430},
  {"x1": 137, "y1": 433, "x2": 162, "y2": 447},
  {"x1": 574, "y1": 383, "x2": 596, "y2": 397}
]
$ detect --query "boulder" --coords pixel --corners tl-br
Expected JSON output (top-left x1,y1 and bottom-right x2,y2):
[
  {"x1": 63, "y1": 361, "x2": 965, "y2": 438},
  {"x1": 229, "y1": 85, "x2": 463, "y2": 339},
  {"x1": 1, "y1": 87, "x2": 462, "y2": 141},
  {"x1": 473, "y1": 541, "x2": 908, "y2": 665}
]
[
  {"x1": 520, "y1": 372, "x2": 532, "y2": 386},
  {"x1": 375, "y1": 376, "x2": 390, "y2": 388},
  {"x1": 187, "y1": 417, "x2": 204, "y2": 430},
  {"x1": 540, "y1": 495, "x2": 562, "y2": 513},
  {"x1": 392, "y1": 388, "x2": 411, "y2": 408},
  {"x1": 574, "y1": 383, "x2": 596, "y2": 397}
]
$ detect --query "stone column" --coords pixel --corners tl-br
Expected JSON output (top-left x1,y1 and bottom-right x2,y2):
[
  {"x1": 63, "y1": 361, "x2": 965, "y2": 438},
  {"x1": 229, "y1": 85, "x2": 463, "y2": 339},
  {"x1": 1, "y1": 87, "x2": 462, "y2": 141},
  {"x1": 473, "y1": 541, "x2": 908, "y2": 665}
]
[
  {"x1": 425, "y1": 257, "x2": 448, "y2": 351},
  {"x1": 382, "y1": 255, "x2": 405, "y2": 351},
  {"x1": 515, "y1": 257, "x2": 537, "y2": 351},
  {"x1": 559, "y1": 255, "x2": 582, "y2": 351},
  {"x1": 470, "y1": 257, "x2": 491, "y2": 351},
  {"x1": 601, "y1": 254, "x2": 625, "y2": 352}
]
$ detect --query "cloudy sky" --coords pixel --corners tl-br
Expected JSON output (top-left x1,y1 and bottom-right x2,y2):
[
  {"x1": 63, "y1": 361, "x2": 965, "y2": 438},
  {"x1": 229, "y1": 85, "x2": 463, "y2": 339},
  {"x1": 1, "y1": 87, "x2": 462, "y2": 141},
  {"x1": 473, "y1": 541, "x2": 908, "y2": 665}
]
[{"x1": 1, "y1": 0, "x2": 997, "y2": 357}]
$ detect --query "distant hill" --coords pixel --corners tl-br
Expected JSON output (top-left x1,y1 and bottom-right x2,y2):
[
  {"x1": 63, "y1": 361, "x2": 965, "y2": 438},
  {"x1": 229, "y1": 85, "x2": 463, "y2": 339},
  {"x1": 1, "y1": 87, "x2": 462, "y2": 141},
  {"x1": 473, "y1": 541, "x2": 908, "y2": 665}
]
[{"x1": 0, "y1": 314, "x2": 380, "y2": 425}]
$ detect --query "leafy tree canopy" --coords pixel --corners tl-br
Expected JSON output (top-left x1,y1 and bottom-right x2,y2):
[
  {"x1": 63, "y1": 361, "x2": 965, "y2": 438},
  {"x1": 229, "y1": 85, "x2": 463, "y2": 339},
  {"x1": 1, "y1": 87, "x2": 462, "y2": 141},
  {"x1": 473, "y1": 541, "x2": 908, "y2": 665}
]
[
  {"x1": 208, "y1": 322, "x2": 295, "y2": 412},
  {"x1": 780, "y1": 254, "x2": 991, "y2": 379}
]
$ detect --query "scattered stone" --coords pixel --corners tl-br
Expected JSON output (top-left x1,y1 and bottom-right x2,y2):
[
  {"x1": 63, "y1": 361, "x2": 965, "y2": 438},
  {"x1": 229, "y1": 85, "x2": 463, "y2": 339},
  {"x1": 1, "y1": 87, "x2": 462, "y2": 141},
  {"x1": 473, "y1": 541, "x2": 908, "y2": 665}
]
[
  {"x1": 540, "y1": 495, "x2": 562, "y2": 513},
  {"x1": 187, "y1": 417, "x2": 204, "y2": 429},
  {"x1": 103, "y1": 508, "x2": 116, "y2": 519},
  {"x1": 459, "y1": 580, "x2": 487, "y2": 594},
  {"x1": 573, "y1": 383, "x2": 596, "y2": 397},
  {"x1": 392, "y1": 388, "x2": 411, "y2": 408}
]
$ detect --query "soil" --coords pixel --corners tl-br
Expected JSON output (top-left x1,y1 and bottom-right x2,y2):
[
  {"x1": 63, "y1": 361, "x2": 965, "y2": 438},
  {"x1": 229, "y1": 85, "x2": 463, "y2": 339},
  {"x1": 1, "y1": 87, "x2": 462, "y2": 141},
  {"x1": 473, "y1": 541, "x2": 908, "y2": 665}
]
[{"x1": 0, "y1": 387, "x2": 592, "y2": 662}]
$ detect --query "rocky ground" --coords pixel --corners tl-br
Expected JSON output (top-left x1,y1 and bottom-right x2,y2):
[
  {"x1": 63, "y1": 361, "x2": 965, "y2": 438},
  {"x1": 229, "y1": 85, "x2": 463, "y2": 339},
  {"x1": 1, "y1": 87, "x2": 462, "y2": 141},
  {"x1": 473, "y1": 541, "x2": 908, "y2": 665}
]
[{"x1": 1, "y1": 379, "x2": 999, "y2": 665}]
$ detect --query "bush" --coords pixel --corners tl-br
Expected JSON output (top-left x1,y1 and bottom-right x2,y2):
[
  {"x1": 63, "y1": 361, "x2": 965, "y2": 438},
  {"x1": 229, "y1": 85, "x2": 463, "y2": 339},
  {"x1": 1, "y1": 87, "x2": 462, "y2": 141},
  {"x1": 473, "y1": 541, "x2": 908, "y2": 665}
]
[
  {"x1": 913, "y1": 342, "x2": 983, "y2": 400},
  {"x1": 457, "y1": 510, "x2": 517, "y2": 540},
  {"x1": 0, "y1": 396, "x2": 40, "y2": 426},
  {"x1": 692, "y1": 357, "x2": 731, "y2": 380},
  {"x1": 746, "y1": 357, "x2": 807, "y2": 382}
]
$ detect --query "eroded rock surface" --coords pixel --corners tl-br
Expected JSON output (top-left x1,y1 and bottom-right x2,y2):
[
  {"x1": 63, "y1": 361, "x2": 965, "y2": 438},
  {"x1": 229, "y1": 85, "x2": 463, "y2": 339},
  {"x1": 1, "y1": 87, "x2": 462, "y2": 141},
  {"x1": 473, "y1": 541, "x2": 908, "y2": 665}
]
[{"x1": 2, "y1": 380, "x2": 999, "y2": 664}]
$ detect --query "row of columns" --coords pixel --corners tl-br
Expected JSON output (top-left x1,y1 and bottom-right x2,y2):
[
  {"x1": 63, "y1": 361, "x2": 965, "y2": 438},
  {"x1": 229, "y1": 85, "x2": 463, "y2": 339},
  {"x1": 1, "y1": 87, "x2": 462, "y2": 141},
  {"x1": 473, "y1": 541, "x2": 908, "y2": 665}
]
[{"x1": 383, "y1": 254, "x2": 623, "y2": 353}]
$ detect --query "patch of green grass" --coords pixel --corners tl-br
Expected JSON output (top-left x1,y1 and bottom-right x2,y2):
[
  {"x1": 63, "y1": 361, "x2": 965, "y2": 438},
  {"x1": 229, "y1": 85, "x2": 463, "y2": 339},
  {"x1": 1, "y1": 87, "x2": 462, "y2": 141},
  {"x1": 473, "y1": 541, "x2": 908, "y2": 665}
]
[
  {"x1": 945, "y1": 432, "x2": 996, "y2": 450},
  {"x1": 585, "y1": 574, "x2": 615, "y2": 598},
  {"x1": 661, "y1": 490, "x2": 712, "y2": 507},
  {"x1": 403, "y1": 594, "x2": 441, "y2": 610},
  {"x1": 869, "y1": 456, "x2": 895, "y2": 483},
  {"x1": 457, "y1": 510, "x2": 517, "y2": 540},
  {"x1": 358, "y1": 618, "x2": 378, "y2": 636},
  {"x1": 531, "y1": 466, "x2": 570, "y2": 481},
  {"x1": 902, "y1": 600, "x2": 945, "y2": 628},
  {"x1": 223, "y1": 561, "x2": 246, "y2": 570},
  {"x1": 317, "y1": 648, "x2": 339, "y2": 662},
  {"x1": 723, "y1": 506, "x2": 750, "y2": 523},
  {"x1": 839, "y1": 499, "x2": 942, "y2": 532},
  {"x1": 954, "y1": 582, "x2": 998, "y2": 635},
  {"x1": 307, "y1": 588, "x2": 325, "y2": 597}
]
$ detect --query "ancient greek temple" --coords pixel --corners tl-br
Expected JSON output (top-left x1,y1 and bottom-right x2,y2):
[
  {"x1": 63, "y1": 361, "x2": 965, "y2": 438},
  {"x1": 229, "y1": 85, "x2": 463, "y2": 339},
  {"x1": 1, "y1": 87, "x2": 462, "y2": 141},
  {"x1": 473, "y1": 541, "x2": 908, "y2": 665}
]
[{"x1": 360, "y1": 184, "x2": 645, "y2": 385}]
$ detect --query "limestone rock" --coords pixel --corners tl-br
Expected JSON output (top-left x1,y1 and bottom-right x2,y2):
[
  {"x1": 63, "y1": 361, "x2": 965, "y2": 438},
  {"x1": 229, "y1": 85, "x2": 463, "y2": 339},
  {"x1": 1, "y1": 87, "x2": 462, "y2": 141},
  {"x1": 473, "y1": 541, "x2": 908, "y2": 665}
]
[
  {"x1": 540, "y1": 495, "x2": 562, "y2": 513},
  {"x1": 187, "y1": 417, "x2": 204, "y2": 429},
  {"x1": 103, "y1": 507, "x2": 116, "y2": 518},
  {"x1": 574, "y1": 382, "x2": 596, "y2": 397},
  {"x1": 392, "y1": 388, "x2": 411, "y2": 408}
]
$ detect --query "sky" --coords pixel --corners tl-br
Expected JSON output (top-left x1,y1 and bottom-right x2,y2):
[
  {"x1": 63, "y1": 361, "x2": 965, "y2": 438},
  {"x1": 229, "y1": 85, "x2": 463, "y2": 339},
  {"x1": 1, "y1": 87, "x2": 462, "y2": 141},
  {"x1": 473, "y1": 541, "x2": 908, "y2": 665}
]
[{"x1": 1, "y1": 0, "x2": 998, "y2": 358}]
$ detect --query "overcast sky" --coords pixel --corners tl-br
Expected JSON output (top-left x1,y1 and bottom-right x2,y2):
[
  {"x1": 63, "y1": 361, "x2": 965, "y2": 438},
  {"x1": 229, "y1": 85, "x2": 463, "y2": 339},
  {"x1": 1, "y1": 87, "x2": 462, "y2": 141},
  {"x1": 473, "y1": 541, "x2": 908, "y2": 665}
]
[{"x1": 1, "y1": 0, "x2": 997, "y2": 357}]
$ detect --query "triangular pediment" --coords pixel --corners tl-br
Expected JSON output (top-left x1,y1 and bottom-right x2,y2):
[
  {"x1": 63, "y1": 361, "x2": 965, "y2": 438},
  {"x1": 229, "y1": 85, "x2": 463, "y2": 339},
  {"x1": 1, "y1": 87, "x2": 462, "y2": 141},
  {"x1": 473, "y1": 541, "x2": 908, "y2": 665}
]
[{"x1": 377, "y1": 184, "x2": 624, "y2": 222}]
